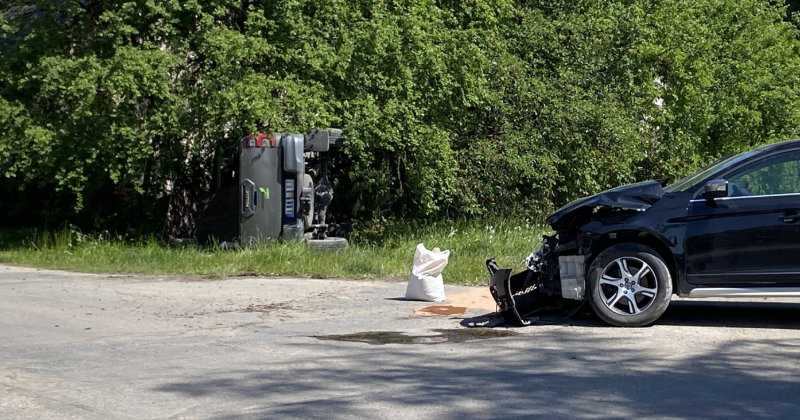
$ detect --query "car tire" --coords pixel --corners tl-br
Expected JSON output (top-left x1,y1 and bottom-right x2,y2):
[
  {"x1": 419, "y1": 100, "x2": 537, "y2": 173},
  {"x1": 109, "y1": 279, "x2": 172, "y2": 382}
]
[
  {"x1": 307, "y1": 237, "x2": 348, "y2": 252},
  {"x1": 302, "y1": 174, "x2": 315, "y2": 228},
  {"x1": 587, "y1": 243, "x2": 672, "y2": 327}
]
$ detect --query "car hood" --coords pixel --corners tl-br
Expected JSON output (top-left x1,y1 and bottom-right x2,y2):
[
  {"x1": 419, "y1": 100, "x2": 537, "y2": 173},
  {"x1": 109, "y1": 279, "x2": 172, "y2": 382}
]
[{"x1": 546, "y1": 180, "x2": 666, "y2": 229}]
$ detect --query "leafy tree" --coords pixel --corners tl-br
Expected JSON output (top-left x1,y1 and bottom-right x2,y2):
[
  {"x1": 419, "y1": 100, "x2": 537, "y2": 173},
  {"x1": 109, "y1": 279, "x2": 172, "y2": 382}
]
[{"x1": 1, "y1": 0, "x2": 799, "y2": 231}]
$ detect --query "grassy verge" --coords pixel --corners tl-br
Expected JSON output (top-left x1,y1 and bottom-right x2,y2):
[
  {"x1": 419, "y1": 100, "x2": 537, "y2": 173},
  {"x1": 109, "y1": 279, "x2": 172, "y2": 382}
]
[{"x1": 0, "y1": 221, "x2": 548, "y2": 285}]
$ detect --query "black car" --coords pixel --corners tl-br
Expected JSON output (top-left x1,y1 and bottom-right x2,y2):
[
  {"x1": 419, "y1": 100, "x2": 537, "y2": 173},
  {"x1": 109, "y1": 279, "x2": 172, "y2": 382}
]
[{"x1": 488, "y1": 139, "x2": 800, "y2": 327}]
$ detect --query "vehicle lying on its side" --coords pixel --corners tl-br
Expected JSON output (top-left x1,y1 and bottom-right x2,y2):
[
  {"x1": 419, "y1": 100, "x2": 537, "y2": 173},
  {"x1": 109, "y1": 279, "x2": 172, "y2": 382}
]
[{"x1": 488, "y1": 139, "x2": 800, "y2": 327}]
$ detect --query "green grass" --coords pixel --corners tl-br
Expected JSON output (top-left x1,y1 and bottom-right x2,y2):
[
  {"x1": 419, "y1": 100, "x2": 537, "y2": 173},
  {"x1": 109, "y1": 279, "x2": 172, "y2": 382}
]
[{"x1": 0, "y1": 221, "x2": 548, "y2": 285}]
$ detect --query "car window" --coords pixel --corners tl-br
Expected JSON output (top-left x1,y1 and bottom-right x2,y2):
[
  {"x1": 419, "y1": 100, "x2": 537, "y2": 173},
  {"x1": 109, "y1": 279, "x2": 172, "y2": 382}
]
[
  {"x1": 727, "y1": 150, "x2": 800, "y2": 197},
  {"x1": 665, "y1": 151, "x2": 757, "y2": 193}
]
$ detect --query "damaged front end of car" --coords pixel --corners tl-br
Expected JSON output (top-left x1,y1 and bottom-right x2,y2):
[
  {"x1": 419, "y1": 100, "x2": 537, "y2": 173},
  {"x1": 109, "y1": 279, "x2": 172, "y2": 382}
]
[{"x1": 487, "y1": 180, "x2": 668, "y2": 325}]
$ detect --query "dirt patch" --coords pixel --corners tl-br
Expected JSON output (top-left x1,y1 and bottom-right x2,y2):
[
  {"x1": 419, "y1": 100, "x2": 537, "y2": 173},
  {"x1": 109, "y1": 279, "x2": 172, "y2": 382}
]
[
  {"x1": 411, "y1": 288, "x2": 497, "y2": 317},
  {"x1": 239, "y1": 302, "x2": 294, "y2": 313},
  {"x1": 211, "y1": 301, "x2": 296, "y2": 315},
  {"x1": 417, "y1": 305, "x2": 467, "y2": 315},
  {"x1": 446, "y1": 288, "x2": 497, "y2": 312}
]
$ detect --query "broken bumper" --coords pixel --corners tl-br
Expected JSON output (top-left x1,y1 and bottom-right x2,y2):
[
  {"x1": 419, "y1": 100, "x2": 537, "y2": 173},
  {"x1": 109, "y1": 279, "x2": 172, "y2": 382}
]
[
  {"x1": 487, "y1": 261, "x2": 554, "y2": 326},
  {"x1": 486, "y1": 238, "x2": 588, "y2": 325},
  {"x1": 488, "y1": 268, "x2": 518, "y2": 321}
]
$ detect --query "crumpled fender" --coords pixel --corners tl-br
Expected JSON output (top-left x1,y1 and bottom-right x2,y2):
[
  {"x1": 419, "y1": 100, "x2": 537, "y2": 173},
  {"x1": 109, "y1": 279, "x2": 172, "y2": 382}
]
[{"x1": 546, "y1": 180, "x2": 665, "y2": 229}]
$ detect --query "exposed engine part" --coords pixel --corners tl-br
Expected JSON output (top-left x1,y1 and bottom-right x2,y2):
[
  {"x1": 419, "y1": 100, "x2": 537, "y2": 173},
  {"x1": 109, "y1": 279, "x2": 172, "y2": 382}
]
[
  {"x1": 558, "y1": 255, "x2": 586, "y2": 300},
  {"x1": 524, "y1": 251, "x2": 543, "y2": 272}
]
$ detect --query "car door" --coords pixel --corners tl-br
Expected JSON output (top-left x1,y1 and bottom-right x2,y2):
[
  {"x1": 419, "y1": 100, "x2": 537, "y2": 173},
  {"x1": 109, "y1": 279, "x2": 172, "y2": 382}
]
[{"x1": 684, "y1": 149, "x2": 800, "y2": 286}]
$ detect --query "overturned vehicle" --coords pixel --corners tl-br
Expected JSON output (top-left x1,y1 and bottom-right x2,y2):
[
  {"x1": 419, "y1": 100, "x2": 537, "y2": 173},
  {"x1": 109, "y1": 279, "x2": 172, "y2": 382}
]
[{"x1": 488, "y1": 139, "x2": 800, "y2": 327}]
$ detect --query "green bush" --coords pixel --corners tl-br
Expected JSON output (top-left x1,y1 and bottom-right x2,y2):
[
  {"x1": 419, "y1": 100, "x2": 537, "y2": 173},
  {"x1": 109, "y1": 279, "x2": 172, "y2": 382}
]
[{"x1": 2, "y1": 0, "x2": 800, "y2": 229}]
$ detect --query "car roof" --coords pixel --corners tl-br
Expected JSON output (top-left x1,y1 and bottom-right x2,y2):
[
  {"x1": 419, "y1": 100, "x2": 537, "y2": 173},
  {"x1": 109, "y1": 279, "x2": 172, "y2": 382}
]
[{"x1": 756, "y1": 138, "x2": 800, "y2": 153}]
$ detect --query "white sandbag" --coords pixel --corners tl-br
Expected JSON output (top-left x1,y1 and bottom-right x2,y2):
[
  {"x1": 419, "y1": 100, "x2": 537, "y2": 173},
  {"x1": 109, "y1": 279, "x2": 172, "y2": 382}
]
[{"x1": 405, "y1": 243, "x2": 450, "y2": 302}]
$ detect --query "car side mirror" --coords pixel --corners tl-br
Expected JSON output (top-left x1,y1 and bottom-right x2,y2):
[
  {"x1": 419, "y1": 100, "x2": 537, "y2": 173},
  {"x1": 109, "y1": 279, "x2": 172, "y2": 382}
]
[{"x1": 703, "y1": 179, "x2": 728, "y2": 199}]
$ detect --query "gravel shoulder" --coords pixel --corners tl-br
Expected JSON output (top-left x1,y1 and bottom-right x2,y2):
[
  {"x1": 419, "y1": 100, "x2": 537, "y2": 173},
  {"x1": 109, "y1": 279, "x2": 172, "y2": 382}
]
[{"x1": 2, "y1": 264, "x2": 800, "y2": 419}]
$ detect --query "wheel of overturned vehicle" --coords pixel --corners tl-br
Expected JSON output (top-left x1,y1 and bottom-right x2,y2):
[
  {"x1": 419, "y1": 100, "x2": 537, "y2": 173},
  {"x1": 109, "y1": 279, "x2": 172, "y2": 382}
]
[
  {"x1": 307, "y1": 237, "x2": 348, "y2": 252},
  {"x1": 587, "y1": 243, "x2": 672, "y2": 327},
  {"x1": 303, "y1": 174, "x2": 315, "y2": 228}
]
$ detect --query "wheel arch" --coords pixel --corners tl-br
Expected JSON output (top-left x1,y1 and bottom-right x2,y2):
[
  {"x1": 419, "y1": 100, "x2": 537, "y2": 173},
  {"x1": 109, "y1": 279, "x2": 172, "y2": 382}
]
[{"x1": 586, "y1": 229, "x2": 678, "y2": 292}]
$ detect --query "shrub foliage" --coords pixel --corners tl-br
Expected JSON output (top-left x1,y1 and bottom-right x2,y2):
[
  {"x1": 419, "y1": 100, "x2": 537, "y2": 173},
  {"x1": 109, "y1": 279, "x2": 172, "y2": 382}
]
[{"x1": 2, "y1": 0, "x2": 800, "y2": 229}]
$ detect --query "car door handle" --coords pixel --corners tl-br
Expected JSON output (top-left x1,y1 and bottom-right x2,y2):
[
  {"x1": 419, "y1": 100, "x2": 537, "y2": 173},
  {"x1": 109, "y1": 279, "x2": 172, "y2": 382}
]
[{"x1": 780, "y1": 211, "x2": 800, "y2": 223}]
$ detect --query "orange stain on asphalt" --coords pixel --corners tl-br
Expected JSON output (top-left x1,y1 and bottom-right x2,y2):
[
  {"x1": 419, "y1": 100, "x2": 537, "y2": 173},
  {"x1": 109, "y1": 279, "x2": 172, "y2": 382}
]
[{"x1": 413, "y1": 288, "x2": 497, "y2": 316}]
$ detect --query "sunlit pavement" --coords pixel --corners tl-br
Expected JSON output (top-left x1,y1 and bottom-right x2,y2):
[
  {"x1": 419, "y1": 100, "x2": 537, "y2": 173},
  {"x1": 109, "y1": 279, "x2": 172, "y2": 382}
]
[{"x1": 2, "y1": 264, "x2": 800, "y2": 419}]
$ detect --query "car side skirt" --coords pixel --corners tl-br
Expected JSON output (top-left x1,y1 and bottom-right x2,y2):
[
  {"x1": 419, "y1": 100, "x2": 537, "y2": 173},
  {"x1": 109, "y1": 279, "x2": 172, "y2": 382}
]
[{"x1": 687, "y1": 287, "x2": 800, "y2": 298}]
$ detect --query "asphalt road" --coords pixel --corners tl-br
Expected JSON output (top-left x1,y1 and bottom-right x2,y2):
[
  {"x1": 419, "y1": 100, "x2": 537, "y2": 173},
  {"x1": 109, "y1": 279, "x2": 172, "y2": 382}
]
[{"x1": 2, "y1": 264, "x2": 800, "y2": 419}]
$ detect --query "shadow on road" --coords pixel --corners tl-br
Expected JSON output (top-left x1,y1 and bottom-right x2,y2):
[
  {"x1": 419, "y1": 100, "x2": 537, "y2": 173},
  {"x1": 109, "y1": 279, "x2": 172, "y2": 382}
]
[
  {"x1": 460, "y1": 299, "x2": 800, "y2": 330},
  {"x1": 152, "y1": 329, "x2": 800, "y2": 420},
  {"x1": 658, "y1": 300, "x2": 800, "y2": 329}
]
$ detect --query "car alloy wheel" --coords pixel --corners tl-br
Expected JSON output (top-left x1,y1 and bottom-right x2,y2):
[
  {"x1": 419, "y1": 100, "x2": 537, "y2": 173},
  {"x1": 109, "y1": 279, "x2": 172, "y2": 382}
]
[
  {"x1": 598, "y1": 257, "x2": 658, "y2": 316},
  {"x1": 587, "y1": 243, "x2": 672, "y2": 327}
]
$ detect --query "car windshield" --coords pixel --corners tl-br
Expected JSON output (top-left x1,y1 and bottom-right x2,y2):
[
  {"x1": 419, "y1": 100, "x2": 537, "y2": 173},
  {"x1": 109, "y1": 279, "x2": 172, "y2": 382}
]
[{"x1": 665, "y1": 151, "x2": 759, "y2": 192}]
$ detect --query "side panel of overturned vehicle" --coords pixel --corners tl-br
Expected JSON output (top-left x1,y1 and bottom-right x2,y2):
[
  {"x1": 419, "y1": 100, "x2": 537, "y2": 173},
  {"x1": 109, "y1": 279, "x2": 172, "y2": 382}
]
[{"x1": 488, "y1": 180, "x2": 679, "y2": 327}]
